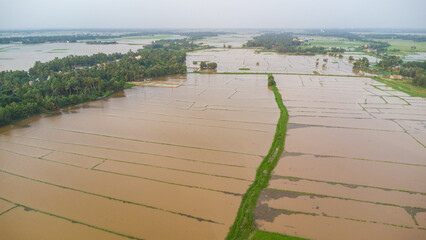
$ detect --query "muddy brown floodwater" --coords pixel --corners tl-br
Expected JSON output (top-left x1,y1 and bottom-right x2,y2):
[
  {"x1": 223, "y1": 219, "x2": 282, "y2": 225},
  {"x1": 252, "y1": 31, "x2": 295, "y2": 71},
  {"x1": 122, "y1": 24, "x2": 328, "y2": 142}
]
[
  {"x1": 0, "y1": 48, "x2": 425, "y2": 239},
  {"x1": 0, "y1": 74, "x2": 279, "y2": 240},
  {"x1": 254, "y1": 75, "x2": 426, "y2": 240},
  {"x1": 187, "y1": 49, "x2": 377, "y2": 76}
]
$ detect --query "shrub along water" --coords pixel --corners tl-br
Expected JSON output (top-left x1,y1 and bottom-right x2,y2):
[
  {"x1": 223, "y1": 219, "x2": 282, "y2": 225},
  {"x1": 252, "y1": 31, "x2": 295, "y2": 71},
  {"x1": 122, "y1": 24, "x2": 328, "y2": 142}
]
[{"x1": 268, "y1": 73, "x2": 276, "y2": 86}]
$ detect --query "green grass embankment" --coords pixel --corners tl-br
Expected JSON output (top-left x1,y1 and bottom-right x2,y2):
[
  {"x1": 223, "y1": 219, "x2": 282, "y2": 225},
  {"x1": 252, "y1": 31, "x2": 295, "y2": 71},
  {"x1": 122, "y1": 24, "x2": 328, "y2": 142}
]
[
  {"x1": 251, "y1": 230, "x2": 307, "y2": 240},
  {"x1": 226, "y1": 75, "x2": 290, "y2": 239},
  {"x1": 371, "y1": 77, "x2": 426, "y2": 98}
]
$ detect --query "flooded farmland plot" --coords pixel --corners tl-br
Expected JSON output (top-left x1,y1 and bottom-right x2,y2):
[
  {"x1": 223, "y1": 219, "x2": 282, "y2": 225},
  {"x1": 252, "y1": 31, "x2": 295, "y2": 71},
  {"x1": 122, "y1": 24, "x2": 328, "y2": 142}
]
[
  {"x1": 0, "y1": 74, "x2": 279, "y2": 239},
  {"x1": 195, "y1": 33, "x2": 259, "y2": 48},
  {"x1": 187, "y1": 49, "x2": 376, "y2": 76},
  {"x1": 255, "y1": 75, "x2": 426, "y2": 240},
  {"x1": 1, "y1": 36, "x2": 425, "y2": 239}
]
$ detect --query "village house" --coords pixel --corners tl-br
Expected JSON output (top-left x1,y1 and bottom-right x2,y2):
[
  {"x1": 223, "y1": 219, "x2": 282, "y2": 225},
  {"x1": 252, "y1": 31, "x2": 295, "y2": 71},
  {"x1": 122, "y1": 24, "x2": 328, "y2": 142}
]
[
  {"x1": 390, "y1": 75, "x2": 403, "y2": 79},
  {"x1": 392, "y1": 65, "x2": 400, "y2": 71},
  {"x1": 74, "y1": 66, "x2": 85, "y2": 70}
]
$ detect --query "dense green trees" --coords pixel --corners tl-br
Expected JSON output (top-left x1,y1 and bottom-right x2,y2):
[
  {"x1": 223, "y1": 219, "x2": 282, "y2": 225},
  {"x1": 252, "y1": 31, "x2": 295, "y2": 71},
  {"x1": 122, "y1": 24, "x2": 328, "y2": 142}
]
[
  {"x1": 0, "y1": 31, "x2": 227, "y2": 44},
  {"x1": 364, "y1": 34, "x2": 426, "y2": 42},
  {"x1": 413, "y1": 70, "x2": 426, "y2": 87},
  {"x1": 179, "y1": 32, "x2": 229, "y2": 41},
  {"x1": 199, "y1": 61, "x2": 217, "y2": 70},
  {"x1": 207, "y1": 62, "x2": 217, "y2": 69},
  {"x1": 352, "y1": 57, "x2": 370, "y2": 71},
  {"x1": 401, "y1": 61, "x2": 426, "y2": 87},
  {"x1": 0, "y1": 32, "x2": 148, "y2": 44},
  {"x1": 377, "y1": 56, "x2": 403, "y2": 71},
  {"x1": 364, "y1": 41, "x2": 390, "y2": 53},
  {"x1": 0, "y1": 39, "x2": 200, "y2": 126},
  {"x1": 200, "y1": 61, "x2": 207, "y2": 69},
  {"x1": 246, "y1": 33, "x2": 328, "y2": 55},
  {"x1": 267, "y1": 74, "x2": 276, "y2": 86},
  {"x1": 86, "y1": 41, "x2": 117, "y2": 45}
]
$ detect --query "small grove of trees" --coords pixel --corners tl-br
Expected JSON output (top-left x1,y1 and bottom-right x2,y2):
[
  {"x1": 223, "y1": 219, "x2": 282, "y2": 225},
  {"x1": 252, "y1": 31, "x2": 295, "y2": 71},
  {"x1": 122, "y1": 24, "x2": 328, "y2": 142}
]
[
  {"x1": 400, "y1": 60, "x2": 426, "y2": 87},
  {"x1": 246, "y1": 33, "x2": 327, "y2": 55},
  {"x1": 352, "y1": 57, "x2": 370, "y2": 71},
  {"x1": 268, "y1": 74, "x2": 276, "y2": 86},
  {"x1": 377, "y1": 55, "x2": 403, "y2": 72},
  {"x1": 199, "y1": 62, "x2": 217, "y2": 70},
  {"x1": 412, "y1": 70, "x2": 426, "y2": 87}
]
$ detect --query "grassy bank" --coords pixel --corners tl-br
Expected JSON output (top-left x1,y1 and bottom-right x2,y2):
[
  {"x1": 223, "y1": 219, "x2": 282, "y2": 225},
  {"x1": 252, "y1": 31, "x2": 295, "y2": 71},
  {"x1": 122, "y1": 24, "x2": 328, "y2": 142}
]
[
  {"x1": 371, "y1": 77, "x2": 426, "y2": 98},
  {"x1": 124, "y1": 83, "x2": 136, "y2": 88},
  {"x1": 252, "y1": 230, "x2": 307, "y2": 240},
  {"x1": 226, "y1": 75, "x2": 290, "y2": 239}
]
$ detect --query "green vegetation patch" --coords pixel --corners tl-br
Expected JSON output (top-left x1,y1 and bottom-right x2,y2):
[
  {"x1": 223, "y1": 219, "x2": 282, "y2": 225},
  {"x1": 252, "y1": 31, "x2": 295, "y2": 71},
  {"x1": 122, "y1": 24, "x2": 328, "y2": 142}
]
[
  {"x1": 251, "y1": 230, "x2": 307, "y2": 240},
  {"x1": 371, "y1": 77, "x2": 426, "y2": 98},
  {"x1": 124, "y1": 83, "x2": 136, "y2": 88},
  {"x1": 123, "y1": 35, "x2": 172, "y2": 40},
  {"x1": 226, "y1": 74, "x2": 289, "y2": 239},
  {"x1": 246, "y1": 33, "x2": 329, "y2": 55},
  {"x1": 375, "y1": 39, "x2": 426, "y2": 52},
  {"x1": 239, "y1": 68, "x2": 251, "y2": 70},
  {"x1": 309, "y1": 41, "x2": 363, "y2": 49}
]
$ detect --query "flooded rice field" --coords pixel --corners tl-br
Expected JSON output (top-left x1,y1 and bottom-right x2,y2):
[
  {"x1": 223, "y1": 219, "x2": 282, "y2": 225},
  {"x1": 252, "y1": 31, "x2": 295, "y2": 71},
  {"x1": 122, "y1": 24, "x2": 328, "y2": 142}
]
[
  {"x1": 1, "y1": 42, "x2": 425, "y2": 239},
  {"x1": 0, "y1": 74, "x2": 279, "y2": 239},
  {"x1": 255, "y1": 75, "x2": 426, "y2": 239},
  {"x1": 195, "y1": 33, "x2": 259, "y2": 48},
  {"x1": 187, "y1": 49, "x2": 377, "y2": 76}
]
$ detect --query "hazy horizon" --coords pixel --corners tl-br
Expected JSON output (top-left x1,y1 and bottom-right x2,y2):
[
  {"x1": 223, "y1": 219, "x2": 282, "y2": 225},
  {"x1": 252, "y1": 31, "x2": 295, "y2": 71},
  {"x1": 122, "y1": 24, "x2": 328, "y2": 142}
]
[{"x1": 1, "y1": 0, "x2": 425, "y2": 30}]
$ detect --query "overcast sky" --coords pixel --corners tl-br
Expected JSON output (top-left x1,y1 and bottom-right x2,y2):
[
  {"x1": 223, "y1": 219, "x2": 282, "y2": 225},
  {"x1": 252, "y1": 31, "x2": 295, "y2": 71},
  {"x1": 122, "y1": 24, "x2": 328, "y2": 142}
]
[{"x1": 1, "y1": 0, "x2": 425, "y2": 30}]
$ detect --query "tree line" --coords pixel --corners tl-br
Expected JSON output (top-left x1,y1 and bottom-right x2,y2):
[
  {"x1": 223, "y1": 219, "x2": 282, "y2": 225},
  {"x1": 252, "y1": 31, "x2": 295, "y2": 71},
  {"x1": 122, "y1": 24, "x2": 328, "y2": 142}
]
[
  {"x1": 0, "y1": 31, "x2": 228, "y2": 44},
  {"x1": 301, "y1": 30, "x2": 425, "y2": 43},
  {"x1": 246, "y1": 33, "x2": 328, "y2": 55},
  {"x1": 0, "y1": 32, "x2": 146, "y2": 44}
]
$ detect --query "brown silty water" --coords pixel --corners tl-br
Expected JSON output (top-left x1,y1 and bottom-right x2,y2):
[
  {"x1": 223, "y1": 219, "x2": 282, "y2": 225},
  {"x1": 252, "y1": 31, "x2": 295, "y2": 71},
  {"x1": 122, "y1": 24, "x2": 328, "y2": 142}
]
[
  {"x1": 254, "y1": 74, "x2": 426, "y2": 240},
  {"x1": 187, "y1": 49, "x2": 378, "y2": 76},
  {"x1": 0, "y1": 74, "x2": 279, "y2": 240},
  {"x1": 1, "y1": 47, "x2": 425, "y2": 240}
]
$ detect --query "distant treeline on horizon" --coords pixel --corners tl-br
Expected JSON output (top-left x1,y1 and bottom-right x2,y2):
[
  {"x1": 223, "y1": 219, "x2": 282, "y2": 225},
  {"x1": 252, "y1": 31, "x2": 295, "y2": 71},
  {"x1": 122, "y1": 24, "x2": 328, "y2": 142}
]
[
  {"x1": 1, "y1": 29, "x2": 425, "y2": 45},
  {"x1": 0, "y1": 31, "x2": 232, "y2": 44}
]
